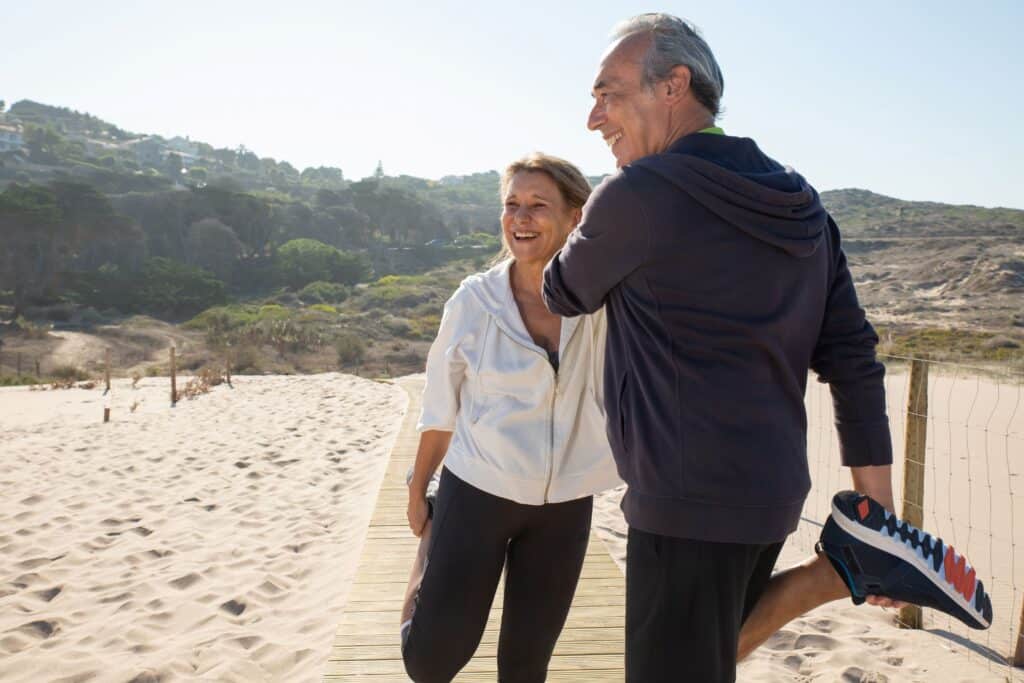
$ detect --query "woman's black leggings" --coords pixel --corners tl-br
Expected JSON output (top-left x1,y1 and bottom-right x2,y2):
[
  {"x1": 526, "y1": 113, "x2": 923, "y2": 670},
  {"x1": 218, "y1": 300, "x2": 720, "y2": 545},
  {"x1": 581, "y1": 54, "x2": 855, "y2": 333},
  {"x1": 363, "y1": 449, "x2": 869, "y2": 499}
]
[{"x1": 402, "y1": 467, "x2": 593, "y2": 683}]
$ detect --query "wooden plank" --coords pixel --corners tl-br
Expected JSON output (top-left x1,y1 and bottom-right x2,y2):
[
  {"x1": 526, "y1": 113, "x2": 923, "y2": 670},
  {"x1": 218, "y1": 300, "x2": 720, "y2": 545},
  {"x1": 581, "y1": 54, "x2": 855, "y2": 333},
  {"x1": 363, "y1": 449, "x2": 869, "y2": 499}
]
[
  {"x1": 322, "y1": 377, "x2": 625, "y2": 681},
  {"x1": 323, "y1": 654, "x2": 624, "y2": 677}
]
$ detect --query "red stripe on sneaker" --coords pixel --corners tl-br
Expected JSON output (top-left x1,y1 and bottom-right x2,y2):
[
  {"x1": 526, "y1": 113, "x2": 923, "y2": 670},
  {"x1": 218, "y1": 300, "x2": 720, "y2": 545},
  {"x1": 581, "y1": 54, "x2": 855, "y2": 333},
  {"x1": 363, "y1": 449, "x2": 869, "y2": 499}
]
[
  {"x1": 945, "y1": 547, "x2": 962, "y2": 587},
  {"x1": 857, "y1": 499, "x2": 870, "y2": 520},
  {"x1": 961, "y1": 568, "x2": 977, "y2": 601}
]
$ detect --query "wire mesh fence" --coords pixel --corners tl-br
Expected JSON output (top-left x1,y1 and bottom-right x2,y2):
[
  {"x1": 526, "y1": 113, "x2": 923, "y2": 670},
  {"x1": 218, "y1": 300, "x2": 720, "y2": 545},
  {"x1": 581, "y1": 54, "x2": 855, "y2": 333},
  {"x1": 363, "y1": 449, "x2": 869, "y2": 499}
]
[{"x1": 792, "y1": 354, "x2": 1024, "y2": 675}]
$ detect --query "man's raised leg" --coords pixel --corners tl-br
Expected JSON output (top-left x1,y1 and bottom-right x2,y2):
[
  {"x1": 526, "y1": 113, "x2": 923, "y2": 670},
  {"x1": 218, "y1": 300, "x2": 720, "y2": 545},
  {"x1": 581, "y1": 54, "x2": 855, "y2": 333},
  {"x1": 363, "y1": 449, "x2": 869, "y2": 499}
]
[{"x1": 737, "y1": 552, "x2": 848, "y2": 660}]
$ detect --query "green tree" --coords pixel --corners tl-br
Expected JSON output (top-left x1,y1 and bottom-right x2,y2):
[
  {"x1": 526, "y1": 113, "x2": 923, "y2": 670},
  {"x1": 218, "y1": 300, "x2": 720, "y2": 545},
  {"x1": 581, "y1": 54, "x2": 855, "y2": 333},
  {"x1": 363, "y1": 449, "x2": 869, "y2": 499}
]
[
  {"x1": 0, "y1": 184, "x2": 61, "y2": 315},
  {"x1": 166, "y1": 152, "x2": 183, "y2": 179},
  {"x1": 275, "y1": 238, "x2": 370, "y2": 288},
  {"x1": 185, "y1": 218, "x2": 243, "y2": 280}
]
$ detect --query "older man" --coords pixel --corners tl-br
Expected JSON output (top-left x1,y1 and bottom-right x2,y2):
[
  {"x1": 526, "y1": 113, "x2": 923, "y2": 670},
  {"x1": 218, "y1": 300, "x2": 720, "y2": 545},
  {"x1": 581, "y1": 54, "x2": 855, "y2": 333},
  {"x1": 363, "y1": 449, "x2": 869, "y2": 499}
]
[{"x1": 541, "y1": 13, "x2": 986, "y2": 682}]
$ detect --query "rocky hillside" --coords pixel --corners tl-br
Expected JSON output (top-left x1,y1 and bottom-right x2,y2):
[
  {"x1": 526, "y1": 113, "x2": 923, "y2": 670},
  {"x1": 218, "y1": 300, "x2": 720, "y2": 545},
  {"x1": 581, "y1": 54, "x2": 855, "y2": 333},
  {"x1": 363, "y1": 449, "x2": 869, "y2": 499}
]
[{"x1": 823, "y1": 189, "x2": 1024, "y2": 333}]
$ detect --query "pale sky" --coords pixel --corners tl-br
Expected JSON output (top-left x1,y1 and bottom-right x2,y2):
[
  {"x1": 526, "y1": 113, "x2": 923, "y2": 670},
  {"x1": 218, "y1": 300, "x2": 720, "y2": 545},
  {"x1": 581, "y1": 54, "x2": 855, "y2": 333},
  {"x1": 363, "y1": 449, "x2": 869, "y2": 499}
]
[{"x1": 4, "y1": 1, "x2": 1022, "y2": 208}]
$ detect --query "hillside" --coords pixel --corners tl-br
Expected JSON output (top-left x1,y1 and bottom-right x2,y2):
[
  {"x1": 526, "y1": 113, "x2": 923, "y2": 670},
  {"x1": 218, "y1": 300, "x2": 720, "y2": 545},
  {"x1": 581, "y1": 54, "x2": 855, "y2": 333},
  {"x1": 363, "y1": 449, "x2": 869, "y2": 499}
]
[
  {"x1": 1, "y1": 100, "x2": 1021, "y2": 381},
  {"x1": 822, "y1": 189, "x2": 1024, "y2": 334}
]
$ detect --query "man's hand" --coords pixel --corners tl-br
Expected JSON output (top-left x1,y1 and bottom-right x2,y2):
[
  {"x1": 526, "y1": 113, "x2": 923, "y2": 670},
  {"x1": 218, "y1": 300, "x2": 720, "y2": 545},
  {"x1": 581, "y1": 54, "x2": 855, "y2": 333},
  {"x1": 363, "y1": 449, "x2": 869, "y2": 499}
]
[
  {"x1": 849, "y1": 464, "x2": 909, "y2": 608},
  {"x1": 407, "y1": 492, "x2": 430, "y2": 537}
]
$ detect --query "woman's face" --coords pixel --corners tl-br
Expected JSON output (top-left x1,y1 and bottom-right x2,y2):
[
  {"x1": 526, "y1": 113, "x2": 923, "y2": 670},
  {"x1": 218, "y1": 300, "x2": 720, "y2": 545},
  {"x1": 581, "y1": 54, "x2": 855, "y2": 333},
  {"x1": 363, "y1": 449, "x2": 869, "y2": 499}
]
[{"x1": 501, "y1": 171, "x2": 581, "y2": 267}]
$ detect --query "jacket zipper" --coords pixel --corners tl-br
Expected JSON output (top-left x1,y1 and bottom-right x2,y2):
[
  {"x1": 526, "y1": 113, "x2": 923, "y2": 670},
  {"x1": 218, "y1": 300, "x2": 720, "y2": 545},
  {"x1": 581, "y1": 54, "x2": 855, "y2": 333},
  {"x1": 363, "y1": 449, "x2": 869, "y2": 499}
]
[{"x1": 543, "y1": 364, "x2": 557, "y2": 503}]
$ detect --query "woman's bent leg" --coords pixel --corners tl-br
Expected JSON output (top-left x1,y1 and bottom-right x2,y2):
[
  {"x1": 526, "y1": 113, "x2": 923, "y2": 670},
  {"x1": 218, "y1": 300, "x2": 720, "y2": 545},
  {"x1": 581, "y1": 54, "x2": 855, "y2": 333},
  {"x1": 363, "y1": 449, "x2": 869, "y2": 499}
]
[
  {"x1": 497, "y1": 495, "x2": 593, "y2": 683},
  {"x1": 402, "y1": 469, "x2": 510, "y2": 683}
]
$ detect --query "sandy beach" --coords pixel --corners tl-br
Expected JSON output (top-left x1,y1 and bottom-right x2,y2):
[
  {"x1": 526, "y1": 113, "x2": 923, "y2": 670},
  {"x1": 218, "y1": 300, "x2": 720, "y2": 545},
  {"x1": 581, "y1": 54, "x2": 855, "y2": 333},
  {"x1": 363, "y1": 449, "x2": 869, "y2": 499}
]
[
  {"x1": 0, "y1": 374, "x2": 406, "y2": 682},
  {"x1": 2, "y1": 368, "x2": 1023, "y2": 681}
]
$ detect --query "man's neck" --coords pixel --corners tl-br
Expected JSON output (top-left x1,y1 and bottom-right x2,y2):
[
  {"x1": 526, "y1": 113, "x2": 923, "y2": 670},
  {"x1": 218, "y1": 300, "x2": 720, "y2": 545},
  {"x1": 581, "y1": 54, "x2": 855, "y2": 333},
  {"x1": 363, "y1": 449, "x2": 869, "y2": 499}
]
[{"x1": 662, "y1": 108, "x2": 717, "y2": 152}]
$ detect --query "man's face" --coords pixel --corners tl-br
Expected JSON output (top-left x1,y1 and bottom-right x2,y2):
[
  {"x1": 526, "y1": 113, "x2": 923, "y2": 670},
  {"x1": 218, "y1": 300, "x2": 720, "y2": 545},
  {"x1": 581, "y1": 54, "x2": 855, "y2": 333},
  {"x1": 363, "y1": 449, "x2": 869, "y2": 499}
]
[{"x1": 588, "y1": 35, "x2": 670, "y2": 168}]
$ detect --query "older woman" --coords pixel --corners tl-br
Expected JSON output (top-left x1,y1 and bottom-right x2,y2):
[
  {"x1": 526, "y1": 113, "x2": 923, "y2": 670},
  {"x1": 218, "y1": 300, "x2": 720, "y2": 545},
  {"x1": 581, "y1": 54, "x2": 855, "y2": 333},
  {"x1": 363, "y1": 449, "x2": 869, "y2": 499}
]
[{"x1": 399, "y1": 154, "x2": 619, "y2": 683}]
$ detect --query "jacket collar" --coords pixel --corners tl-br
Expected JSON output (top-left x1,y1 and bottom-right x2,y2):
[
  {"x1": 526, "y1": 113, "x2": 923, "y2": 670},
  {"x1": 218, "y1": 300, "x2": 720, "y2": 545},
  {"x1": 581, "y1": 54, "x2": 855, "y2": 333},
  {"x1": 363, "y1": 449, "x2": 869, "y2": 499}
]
[{"x1": 464, "y1": 259, "x2": 580, "y2": 355}]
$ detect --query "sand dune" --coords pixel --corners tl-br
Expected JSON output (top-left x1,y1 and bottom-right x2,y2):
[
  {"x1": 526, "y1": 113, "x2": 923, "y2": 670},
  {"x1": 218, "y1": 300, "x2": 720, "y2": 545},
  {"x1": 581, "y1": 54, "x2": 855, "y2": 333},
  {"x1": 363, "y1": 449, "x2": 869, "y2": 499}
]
[{"x1": 0, "y1": 374, "x2": 406, "y2": 682}]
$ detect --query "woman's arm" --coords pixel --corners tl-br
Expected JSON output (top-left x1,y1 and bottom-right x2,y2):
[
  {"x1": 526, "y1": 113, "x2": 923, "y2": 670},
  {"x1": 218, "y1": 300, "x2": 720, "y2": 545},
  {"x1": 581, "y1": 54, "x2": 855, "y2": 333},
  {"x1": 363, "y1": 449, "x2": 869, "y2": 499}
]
[{"x1": 407, "y1": 430, "x2": 452, "y2": 536}]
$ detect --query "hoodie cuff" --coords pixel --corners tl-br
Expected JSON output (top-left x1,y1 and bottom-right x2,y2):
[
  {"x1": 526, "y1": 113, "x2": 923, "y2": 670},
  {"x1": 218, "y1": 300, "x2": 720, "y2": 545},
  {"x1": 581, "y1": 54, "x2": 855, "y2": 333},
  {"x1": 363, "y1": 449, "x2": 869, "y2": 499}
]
[{"x1": 836, "y1": 420, "x2": 894, "y2": 467}]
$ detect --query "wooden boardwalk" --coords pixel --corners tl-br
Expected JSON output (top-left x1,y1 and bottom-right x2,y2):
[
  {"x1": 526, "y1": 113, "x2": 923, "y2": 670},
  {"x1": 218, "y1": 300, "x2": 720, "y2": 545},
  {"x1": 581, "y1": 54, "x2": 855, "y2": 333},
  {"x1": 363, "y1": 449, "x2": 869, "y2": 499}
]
[{"x1": 323, "y1": 377, "x2": 626, "y2": 681}]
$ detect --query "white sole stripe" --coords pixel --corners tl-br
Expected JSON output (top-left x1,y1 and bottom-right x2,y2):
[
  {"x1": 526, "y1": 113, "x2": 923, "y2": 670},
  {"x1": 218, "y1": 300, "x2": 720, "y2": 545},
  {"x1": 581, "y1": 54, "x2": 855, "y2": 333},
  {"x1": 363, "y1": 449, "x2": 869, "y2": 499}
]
[{"x1": 830, "y1": 501, "x2": 989, "y2": 629}]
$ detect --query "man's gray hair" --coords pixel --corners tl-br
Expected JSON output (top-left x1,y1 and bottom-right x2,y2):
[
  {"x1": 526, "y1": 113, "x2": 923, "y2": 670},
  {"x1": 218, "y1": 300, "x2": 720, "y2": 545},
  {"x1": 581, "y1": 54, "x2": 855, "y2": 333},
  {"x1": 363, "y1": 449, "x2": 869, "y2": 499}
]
[{"x1": 611, "y1": 14, "x2": 724, "y2": 117}]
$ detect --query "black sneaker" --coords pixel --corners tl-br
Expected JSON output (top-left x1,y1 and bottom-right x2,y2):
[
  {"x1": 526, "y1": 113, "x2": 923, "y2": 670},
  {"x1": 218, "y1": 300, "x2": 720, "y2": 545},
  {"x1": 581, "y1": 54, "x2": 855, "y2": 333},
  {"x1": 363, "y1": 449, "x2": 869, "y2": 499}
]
[{"x1": 817, "y1": 490, "x2": 992, "y2": 630}]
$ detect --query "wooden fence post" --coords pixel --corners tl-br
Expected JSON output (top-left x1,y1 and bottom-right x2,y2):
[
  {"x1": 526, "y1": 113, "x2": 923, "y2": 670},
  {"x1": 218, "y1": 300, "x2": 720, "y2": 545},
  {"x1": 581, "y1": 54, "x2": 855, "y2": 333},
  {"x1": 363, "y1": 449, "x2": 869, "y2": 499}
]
[
  {"x1": 170, "y1": 347, "x2": 177, "y2": 406},
  {"x1": 35, "y1": 358, "x2": 41, "y2": 378},
  {"x1": 104, "y1": 349, "x2": 111, "y2": 393},
  {"x1": 1015, "y1": 601, "x2": 1024, "y2": 667},
  {"x1": 898, "y1": 359, "x2": 929, "y2": 629},
  {"x1": 226, "y1": 351, "x2": 232, "y2": 388}
]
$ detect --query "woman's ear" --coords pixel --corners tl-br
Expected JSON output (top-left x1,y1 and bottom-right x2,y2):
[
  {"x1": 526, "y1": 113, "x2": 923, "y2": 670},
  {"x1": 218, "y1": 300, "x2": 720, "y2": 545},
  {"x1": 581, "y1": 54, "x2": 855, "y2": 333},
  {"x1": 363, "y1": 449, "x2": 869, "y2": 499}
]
[{"x1": 571, "y1": 207, "x2": 583, "y2": 228}]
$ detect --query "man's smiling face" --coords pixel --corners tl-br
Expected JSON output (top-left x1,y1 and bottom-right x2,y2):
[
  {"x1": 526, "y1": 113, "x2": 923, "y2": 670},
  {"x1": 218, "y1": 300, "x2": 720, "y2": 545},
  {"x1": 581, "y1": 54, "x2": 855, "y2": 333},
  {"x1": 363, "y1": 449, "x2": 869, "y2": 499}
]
[{"x1": 587, "y1": 34, "x2": 669, "y2": 168}]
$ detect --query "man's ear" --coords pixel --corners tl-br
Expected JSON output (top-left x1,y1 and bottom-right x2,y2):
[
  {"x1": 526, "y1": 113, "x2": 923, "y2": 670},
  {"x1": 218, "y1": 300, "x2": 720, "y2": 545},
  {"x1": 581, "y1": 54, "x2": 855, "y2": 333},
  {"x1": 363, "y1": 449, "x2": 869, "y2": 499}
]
[{"x1": 662, "y1": 64, "x2": 692, "y2": 104}]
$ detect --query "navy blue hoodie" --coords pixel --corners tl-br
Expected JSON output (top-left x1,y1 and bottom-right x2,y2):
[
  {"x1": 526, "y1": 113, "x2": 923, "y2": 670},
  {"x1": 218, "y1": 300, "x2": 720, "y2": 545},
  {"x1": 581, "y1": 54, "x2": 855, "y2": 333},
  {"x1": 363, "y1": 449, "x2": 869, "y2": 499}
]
[{"x1": 543, "y1": 132, "x2": 893, "y2": 545}]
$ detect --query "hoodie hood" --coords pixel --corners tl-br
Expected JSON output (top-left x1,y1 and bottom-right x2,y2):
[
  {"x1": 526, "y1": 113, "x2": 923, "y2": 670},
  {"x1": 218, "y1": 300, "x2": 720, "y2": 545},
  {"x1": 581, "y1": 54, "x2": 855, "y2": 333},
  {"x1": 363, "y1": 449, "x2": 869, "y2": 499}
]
[
  {"x1": 632, "y1": 133, "x2": 827, "y2": 258},
  {"x1": 462, "y1": 259, "x2": 580, "y2": 353}
]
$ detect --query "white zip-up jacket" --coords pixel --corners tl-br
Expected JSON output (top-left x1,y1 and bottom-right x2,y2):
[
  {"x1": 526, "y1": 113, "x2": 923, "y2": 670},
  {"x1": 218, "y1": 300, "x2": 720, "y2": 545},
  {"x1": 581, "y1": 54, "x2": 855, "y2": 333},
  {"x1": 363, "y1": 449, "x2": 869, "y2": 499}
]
[{"x1": 417, "y1": 260, "x2": 621, "y2": 505}]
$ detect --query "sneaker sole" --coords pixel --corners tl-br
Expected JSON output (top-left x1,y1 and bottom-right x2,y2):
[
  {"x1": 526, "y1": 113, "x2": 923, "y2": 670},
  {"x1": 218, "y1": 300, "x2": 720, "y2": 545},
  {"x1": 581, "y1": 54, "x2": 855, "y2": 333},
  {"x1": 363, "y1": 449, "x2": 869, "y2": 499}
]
[{"x1": 830, "y1": 499, "x2": 990, "y2": 630}]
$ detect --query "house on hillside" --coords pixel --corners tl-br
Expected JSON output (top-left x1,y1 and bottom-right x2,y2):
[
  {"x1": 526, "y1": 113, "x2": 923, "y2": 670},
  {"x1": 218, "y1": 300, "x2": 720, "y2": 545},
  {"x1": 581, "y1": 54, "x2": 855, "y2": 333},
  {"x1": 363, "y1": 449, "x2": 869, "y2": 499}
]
[
  {"x1": 122, "y1": 136, "x2": 166, "y2": 168},
  {"x1": 167, "y1": 136, "x2": 199, "y2": 157},
  {"x1": 0, "y1": 121, "x2": 25, "y2": 154}
]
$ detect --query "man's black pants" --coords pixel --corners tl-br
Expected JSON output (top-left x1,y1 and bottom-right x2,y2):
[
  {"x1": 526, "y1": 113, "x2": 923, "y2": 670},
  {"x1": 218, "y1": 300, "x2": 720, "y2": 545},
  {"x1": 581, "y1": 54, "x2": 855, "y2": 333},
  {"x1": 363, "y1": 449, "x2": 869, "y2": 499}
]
[{"x1": 626, "y1": 527, "x2": 784, "y2": 683}]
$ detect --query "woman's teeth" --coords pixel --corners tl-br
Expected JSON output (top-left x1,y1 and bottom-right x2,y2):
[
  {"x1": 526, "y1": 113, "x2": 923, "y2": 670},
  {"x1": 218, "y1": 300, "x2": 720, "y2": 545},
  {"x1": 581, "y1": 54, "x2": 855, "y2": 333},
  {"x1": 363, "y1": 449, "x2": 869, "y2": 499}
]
[{"x1": 514, "y1": 232, "x2": 539, "y2": 240}]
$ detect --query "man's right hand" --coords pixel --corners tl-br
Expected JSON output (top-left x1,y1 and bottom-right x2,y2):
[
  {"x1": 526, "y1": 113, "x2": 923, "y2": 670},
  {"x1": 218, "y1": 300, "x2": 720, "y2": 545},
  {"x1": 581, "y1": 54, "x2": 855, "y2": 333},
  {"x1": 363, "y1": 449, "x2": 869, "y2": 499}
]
[{"x1": 407, "y1": 493, "x2": 430, "y2": 537}]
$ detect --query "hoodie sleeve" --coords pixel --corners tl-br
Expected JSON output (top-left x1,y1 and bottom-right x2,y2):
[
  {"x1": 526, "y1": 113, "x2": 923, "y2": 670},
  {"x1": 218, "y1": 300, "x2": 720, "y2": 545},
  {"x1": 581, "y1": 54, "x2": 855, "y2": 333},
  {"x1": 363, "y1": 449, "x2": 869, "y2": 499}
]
[
  {"x1": 810, "y1": 216, "x2": 893, "y2": 467},
  {"x1": 543, "y1": 173, "x2": 650, "y2": 316},
  {"x1": 417, "y1": 287, "x2": 469, "y2": 432}
]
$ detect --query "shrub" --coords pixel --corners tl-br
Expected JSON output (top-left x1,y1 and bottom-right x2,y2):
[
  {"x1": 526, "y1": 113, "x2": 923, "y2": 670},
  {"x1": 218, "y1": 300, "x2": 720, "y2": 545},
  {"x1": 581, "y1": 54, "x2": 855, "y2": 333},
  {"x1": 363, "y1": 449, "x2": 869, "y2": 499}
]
[
  {"x1": 68, "y1": 259, "x2": 227, "y2": 318},
  {"x1": 14, "y1": 316, "x2": 52, "y2": 339},
  {"x1": 78, "y1": 307, "x2": 106, "y2": 328},
  {"x1": 298, "y1": 281, "x2": 349, "y2": 304},
  {"x1": 335, "y1": 334, "x2": 366, "y2": 366},
  {"x1": 50, "y1": 364, "x2": 90, "y2": 381},
  {"x1": 275, "y1": 238, "x2": 370, "y2": 289},
  {"x1": 310, "y1": 303, "x2": 337, "y2": 314}
]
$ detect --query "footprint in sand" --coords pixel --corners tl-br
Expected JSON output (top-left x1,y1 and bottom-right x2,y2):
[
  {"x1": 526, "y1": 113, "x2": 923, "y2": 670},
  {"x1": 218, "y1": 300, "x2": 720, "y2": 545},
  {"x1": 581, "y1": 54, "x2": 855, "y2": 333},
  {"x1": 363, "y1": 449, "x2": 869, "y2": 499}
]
[
  {"x1": 168, "y1": 572, "x2": 202, "y2": 590},
  {"x1": 17, "y1": 619, "x2": 59, "y2": 640},
  {"x1": 794, "y1": 633, "x2": 838, "y2": 650},
  {"x1": 841, "y1": 666, "x2": 888, "y2": 682},
  {"x1": 34, "y1": 586, "x2": 63, "y2": 602},
  {"x1": 220, "y1": 599, "x2": 246, "y2": 616}
]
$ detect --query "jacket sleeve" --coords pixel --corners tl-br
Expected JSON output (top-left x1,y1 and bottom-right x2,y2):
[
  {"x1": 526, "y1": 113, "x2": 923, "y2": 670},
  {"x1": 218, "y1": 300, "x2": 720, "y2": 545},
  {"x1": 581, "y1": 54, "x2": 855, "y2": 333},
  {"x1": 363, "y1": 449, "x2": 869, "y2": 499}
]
[
  {"x1": 810, "y1": 216, "x2": 893, "y2": 467},
  {"x1": 417, "y1": 287, "x2": 469, "y2": 432},
  {"x1": 543, "y1": 172, "x2": 649, "y2": 316}
]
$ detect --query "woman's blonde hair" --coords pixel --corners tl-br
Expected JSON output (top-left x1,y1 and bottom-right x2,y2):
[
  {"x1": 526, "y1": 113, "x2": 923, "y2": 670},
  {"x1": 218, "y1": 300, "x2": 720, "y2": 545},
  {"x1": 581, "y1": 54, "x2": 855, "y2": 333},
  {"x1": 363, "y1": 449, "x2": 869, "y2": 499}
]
[{"x1": 492, "y1": 153, "x2": 591, "y2": 264}]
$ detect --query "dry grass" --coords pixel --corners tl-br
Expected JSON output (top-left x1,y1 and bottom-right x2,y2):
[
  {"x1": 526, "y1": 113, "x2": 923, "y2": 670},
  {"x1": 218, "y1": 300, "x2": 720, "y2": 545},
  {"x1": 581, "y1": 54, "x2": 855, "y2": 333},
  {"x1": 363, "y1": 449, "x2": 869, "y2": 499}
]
[{"x1": 177, "y1": 366, "x2": 228, "y2": 401}]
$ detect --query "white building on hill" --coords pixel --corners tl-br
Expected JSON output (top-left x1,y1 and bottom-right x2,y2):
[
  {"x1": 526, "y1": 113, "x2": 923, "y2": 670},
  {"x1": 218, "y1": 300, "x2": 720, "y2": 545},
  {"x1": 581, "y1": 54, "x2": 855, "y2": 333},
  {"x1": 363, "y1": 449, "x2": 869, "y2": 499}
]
[{"x1": 0, "y1": 122, "x2": 24, "y2": 153}]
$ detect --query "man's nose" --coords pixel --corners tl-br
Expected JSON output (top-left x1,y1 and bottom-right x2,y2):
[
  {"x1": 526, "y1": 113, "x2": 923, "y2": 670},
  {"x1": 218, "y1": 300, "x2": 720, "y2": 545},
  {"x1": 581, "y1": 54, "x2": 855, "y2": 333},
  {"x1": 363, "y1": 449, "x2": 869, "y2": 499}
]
[{"x1": 587, "y1": 101, "x2": 605, "y2": 131}]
